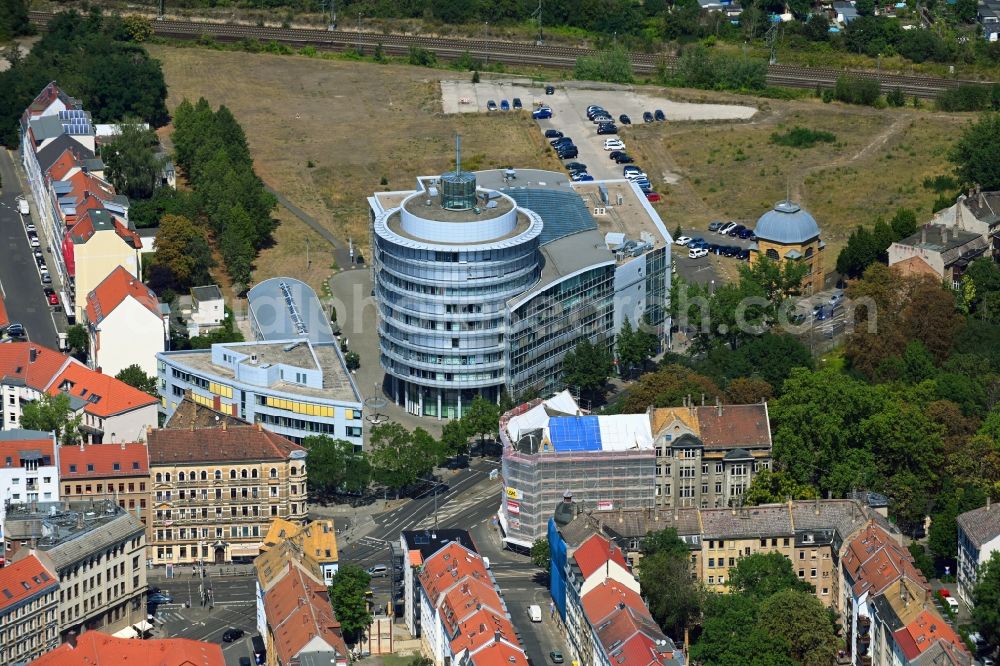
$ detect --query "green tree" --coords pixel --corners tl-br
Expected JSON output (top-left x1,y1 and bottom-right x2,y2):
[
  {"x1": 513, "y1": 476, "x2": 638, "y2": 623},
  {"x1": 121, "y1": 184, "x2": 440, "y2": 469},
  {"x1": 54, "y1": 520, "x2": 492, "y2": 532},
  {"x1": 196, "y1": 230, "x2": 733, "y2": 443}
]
[
  {"x1": 973, "y1": 551, "x2": 1000, "y2": 648},
  {"x1": 303, "y1": 436, "x2": 371, "y2": 496},
  {"x1": 728, "y1": 552, "x2": 814, "y2": 601},
  {"x1": 757, "y1": 589, "x2": 839, "y2": 666},
  {"x1": 369, "y1": 422, "x2": 420, "y2": 496},
  {"x1": 691, "y1": 594, "x2": 795, "y2": 666},
  {"x1": 0, "y1": 0, "x2": 32, "y2": 41},
  {"x1": 951, "y1": 113, "x2": 1000, "y2": 190},
  {"x1": 530, "y1": 538, "x2": 551, "y2": 570},
  {"x1": 743, "y1": 469, "x2": 818, "y2": 506},
  {"x1": 114, "y1": 364, "x2": 158, "y2": 396},
  {"x1": 574, "y1": 45, "x2": 634, "y2": 84},
  {"x1": 623, "y1": 364, "x2": 721, "y2": 412},
  {"x1": 642, "y1": 527, "x2": 690, "y2": 559},
  {"x1": 562, "y1": 338, "x2": 614, "y2": 404},
  {"x1": 328, "y1": 564, "x2": 373, "y2": 644},
  {"x1": 66, "y1": 324, "x2": 89, "y2": 357},
  {"x1": 101, "y1": 120, "x2": 164, "y2": 200},
  {"x1": 639, "y1": 548, "x2": 702, "y2": 638},
  {"x1": 616, "y1": 318, "x2": 658, "y2": 378},
  {"x1": 20, "y1": 393, "x2": 82, "y2": 446},
  {"x1": 462, "y1": 395, "x2": 501, "y2": 454},
  {"x1": 148, "y1": 214, "x2": 214, "y2": 292},
  {"x1": 441, "y1": 419, "x2": 470, "y2": 458}
]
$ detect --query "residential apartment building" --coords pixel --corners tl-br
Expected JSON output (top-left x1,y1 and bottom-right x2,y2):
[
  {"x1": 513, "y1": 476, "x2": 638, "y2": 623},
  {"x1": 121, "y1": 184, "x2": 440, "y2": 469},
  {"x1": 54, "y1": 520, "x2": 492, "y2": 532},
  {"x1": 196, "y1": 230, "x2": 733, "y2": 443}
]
[
  {"x1": 0, "y1": 430, "x2": 60, "y2": 546},
  {"x1": 84, "y1": 266, "x2": 166, "y2": 377},
  {"x1": 254, "y1": 535, "x2": 349, "y2": 666},
  {"x1": 29, "y1": 632, "x2": 225, "y2": 666},
  {"x1": 65, "y1": 209, "x2": 144, "y2": 322},
  {"x1": 262, "y1": 518, "x2": 339, "y2": 583},
  {"x1": 399, "y1": 529, "x2": 477, "y2": 639},
  {"x1": 147, "y1": 424, "x2": 308, "y2": 565},
  {"x1": 58, "y1": 442, "x2": 151, "y2": 541},
  {"x1": 5, "y1": 500, "x2": 147, "y2": 639},
  {"x1": 650, "y1": 400, "x2": 772, "y2": 509},
  {"x1": 548, "y1": 509, "x2": 683, "y2": 666},
  {"x1": 182, "y1": 285, "x2": 225, "y2": 337},
  {"x1": 0, "y1": 342, "x2": 76, "y2": 431},
  {"x1": 0, "y1": 554, "x2": 60, "y2": 664},
  {"x1": 157, "y1": 339, "x2": 364, "y2": 447},
  {"x1": 841, "y1": 522, "x2": 970, "y2": 666},
  {"x1": 418, "y1": 541, "x2": 528, "y2": 666},
  {"x1": 956, "y1": 500, "x2": 1000, "y2": 608}
]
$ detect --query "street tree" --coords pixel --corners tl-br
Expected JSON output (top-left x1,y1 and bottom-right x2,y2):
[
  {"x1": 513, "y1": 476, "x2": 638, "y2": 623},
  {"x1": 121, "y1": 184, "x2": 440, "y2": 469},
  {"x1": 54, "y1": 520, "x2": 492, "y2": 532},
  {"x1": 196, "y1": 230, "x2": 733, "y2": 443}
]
[
  {"x1": 951, "y1": 112, "x2": 1000, "y2": 191},
  {"x1": 743, "y1": 469, "x2": 818, "y2": 506},
  {"x1": 114, "y1": 364, "x2": 158, "y2": 396},
  {"x1": 440, "y1": 419, "x2": 470, "y2": 458},
  {"x1": 462, "y1": 396, "x2": 501, "y2": 455},
  {"x1": 972, "y1": 551, "x2": 1000, "y2": 648},
  {"x1": 369, "y1": 422, "x2": 421, "y2": 496},
  {"x1": 640, "y1": 549, "x2": 702, "y2": 638},
  {"x1": 66, "y1": 324, "x2": 88, "y2": 357},
  {"x1": 530, "y1": 538, "x2": 550, "y2": 571},
  {"x1": 757, "y1": 589, "x2": 839, "y2": 666},
  {"x1": 101, "y1": 120, "x2": 164, "y2": 200},
  {"x1": 728, "y1": 552, "x2": 814, "y2": 601},
  {"x1": 616, "y1": 318, "x2": 658, "y2": 378},
  {"x1": 328, "y1": 564, "x2": 373, "y2": 644},
  {"x1": 690, "y1": 593, "x2": 795, "y2": 666},
  {"x1": 641, "y1": 527, "x2": 689, "y2": 559},
  {"x1": 20, "y1": 393, "x2": 82, "y2": 445},
  {"x1": 562, "y1": 338, "x2": 614, "y2": 404},
  {"x1": 303, "y1": 436, "x2": 371, "y2": 496}
]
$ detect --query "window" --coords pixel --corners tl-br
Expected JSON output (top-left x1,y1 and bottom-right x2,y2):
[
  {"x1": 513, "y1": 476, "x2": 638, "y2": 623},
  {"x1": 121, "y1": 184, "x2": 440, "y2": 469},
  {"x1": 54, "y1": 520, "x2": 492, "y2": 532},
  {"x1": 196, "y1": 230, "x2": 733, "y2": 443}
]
[
  {"x1": 811, "y1": 569, "x2": 817, "y2": 578},
  {"x1": 178, "y1": 472, "x2": 185, "y2": 481},
  {"x1": 112, "y1": 463, "x2": 120, "y2": 471},
  {"x1": 708, "y1": 558, "x2": 715, "y2": 567},
  {"x1": 766, "y1": 248, "x2": 780, "y2": 260},
  {"x1": 155, "y1": 473, "x2": 162, "y2": 482},
  {"x1": 715, "y1": 462, "x2": 723, "y2": 474},
  {"x1": 270, "y1": 468, "x2": 277, "y2": 479},
  {"x1": 214, "y1": 470, "x2": 221, "y2": 480},
  {"x1": 230, "y1": 470, "x2": 236, "y2": 479}
]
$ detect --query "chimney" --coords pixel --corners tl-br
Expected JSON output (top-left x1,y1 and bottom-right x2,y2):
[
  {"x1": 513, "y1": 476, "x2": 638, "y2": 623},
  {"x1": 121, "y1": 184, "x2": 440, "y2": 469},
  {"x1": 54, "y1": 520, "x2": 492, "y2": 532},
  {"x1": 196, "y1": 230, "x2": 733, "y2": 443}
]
[
  {"x1": 29, "y1": 347, "x2": 37, "y2": 363},
  {"x1": 988, "y1": 496, "x2": 992, "y2": 512},
  {"x1": 814, "y1": 496, "x2": 820, "y2": 515},
  {"x1": 716, "y1": 399, "x2": 722, "y2": 417},
  {"x1": 222, "y1": 421, "x2": 227, "y2": 431},
  {"x1": 921, "y1": 226, "x2": 927, "y2": 245},
  {"x1": 65, "y1": 632, "x2": 78, "y2": 649},
  {"x1": 700, "y1": 393, "x2": 705, "y2": 407}
]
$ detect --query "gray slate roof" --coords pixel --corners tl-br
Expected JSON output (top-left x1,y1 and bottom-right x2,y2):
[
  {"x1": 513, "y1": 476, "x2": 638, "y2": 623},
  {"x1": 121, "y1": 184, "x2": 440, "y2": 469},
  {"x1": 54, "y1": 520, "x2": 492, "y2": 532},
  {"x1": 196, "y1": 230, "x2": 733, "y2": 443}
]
[
  {"x1": 754, "y1": 200, "x2": 821, "y2": 244},
  {"x1": 247, "y1": 277, "x2": 334, "y2": 345},
  {"x1": 957, "y1": 505, "x2": 1000, "y2": 549},
  {"x1": 44, "y1": 513, "x2": 144, "y2": 570}
]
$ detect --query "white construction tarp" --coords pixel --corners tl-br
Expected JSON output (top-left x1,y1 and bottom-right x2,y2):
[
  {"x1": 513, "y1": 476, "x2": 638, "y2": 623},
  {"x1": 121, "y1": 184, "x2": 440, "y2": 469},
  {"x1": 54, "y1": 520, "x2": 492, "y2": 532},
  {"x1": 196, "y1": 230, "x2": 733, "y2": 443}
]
[
  {"x1": 507, "y1": 403, "x2": 550, "y2": 441},
  {"x1": 597, "y1": 414, "x2": 654, "y2": 451},
  {"x1": 544, "y1": 390, "x2": 580, "y2": 415}
]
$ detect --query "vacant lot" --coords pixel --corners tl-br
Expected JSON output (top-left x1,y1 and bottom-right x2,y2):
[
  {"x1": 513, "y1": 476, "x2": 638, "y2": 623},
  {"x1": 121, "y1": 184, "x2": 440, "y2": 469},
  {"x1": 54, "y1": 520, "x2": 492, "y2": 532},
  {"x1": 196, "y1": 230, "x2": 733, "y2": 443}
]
[
  {"x1": 624, "y1": 99, "x2": 967, "y2": 259},
  {"x1": 149, "y1": 44, "x2": 562, "y2": 286}
]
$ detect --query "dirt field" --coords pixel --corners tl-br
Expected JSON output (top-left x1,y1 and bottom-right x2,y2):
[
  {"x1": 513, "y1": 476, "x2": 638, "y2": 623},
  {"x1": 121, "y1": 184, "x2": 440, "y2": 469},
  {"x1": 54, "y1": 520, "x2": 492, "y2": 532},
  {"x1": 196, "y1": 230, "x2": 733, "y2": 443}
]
[
  {"x1": 149, "y1": 45, "x2": 561, "y2": 285},
  {"x1": 149, "y1": 44, "x2": 968, "y2": 282}
]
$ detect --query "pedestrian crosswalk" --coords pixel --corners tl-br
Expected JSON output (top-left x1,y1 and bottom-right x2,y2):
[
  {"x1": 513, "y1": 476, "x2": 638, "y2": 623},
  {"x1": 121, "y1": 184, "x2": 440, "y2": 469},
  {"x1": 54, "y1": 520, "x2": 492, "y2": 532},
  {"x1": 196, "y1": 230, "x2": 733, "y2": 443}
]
[
  {"x1": 414, "y1": 485, "x2": 501, "y2": 529},
  {"x1": 357, "y1": 536, "x2": 387, "y2": 548}
]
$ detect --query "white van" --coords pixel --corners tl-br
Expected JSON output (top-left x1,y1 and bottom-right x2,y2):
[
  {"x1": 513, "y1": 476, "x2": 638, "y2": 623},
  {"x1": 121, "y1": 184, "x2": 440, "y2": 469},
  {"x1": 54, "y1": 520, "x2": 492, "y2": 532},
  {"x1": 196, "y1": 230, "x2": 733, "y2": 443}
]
[
  {"x1": 17, "y1": 197, "x2": 29, "y2": 215},
  {"x1": 945, "y1": 597, "x2": 960, "y2": 613},
  {"x1": 528, "y1": 604, "x2": 542, "y2": 622}
]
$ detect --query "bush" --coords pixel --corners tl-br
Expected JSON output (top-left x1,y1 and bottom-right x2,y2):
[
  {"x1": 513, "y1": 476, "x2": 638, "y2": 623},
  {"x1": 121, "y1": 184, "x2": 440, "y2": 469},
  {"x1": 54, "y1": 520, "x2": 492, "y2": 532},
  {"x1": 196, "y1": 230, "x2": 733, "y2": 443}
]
[
  {"x1": 833, "y1": 75, "x2": 881, "y2": 106},
  {"x1": 770, "y1": 126, "x2": 837, "y2": 148},
  {"x1": 665, "y1": 45, "x2": 767, "y2": 91},
  {"x1": 574, "y1": 45, "x2": 634, "y2": 84},
  {"x1": 936, "y1": 84, "x2": 1000, "y2": 112},
  {"x1": 886, "y1": 87, "x2": 906, "y2": 107},
  {"x1": 408, "y1": 47, "x2": 437, "y2": 67}
]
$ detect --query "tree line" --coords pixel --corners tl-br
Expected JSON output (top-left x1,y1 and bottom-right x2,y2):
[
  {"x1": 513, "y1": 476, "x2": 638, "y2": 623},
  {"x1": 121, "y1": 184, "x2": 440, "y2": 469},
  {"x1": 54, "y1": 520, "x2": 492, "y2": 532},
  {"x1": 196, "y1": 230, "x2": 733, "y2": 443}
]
[{"x1": 0, "y1": 9, "x2": 168, "y2": 148}]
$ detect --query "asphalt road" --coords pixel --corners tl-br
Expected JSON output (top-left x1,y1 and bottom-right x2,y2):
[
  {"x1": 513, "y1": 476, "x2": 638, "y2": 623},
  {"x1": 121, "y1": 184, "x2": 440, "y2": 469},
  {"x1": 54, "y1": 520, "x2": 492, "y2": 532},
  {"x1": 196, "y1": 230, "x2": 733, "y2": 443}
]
[{"x1": 0, "y1": 149, "x2": 59, "y2": 348}]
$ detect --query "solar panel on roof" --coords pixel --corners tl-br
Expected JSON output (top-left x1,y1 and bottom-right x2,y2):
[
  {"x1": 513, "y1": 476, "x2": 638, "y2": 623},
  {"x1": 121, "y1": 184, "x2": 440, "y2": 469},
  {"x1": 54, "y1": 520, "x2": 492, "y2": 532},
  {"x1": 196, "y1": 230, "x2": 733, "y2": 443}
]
[
  {"x1": 548, "y1": 416, "x2": 602, "y2": 452},
  {"x1": 503, "y1": 188, "x2": 598, "y2": 246}
]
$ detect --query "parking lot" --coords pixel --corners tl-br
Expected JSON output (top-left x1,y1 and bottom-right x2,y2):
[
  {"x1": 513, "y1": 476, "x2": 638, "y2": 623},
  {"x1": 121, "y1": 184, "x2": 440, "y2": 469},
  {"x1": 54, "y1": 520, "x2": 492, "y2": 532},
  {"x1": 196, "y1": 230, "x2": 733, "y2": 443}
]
[{"x1": 441, "y1": 80, "x2": 757, "y2": 182}]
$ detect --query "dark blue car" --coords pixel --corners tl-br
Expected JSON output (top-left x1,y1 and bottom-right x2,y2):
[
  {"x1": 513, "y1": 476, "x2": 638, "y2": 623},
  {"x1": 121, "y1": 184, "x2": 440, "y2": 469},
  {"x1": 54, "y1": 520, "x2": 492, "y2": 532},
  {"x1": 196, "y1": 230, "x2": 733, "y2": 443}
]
[{"x1": 532, "y1": 107, "x2": 553, "y2": 119}]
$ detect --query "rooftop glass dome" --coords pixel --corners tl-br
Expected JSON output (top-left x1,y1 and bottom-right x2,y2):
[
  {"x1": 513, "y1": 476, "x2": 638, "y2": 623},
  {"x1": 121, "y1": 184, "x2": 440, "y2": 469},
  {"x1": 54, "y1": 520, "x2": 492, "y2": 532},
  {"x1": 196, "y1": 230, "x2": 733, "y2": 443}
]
[{"x1": 754, "y1": 200, "x2": 821, "y2": 245}]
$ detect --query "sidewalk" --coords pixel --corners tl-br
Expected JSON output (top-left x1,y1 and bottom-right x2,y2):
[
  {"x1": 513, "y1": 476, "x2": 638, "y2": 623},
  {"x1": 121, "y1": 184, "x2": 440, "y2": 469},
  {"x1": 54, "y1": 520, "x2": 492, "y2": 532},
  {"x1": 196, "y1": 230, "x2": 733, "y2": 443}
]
[{"x1": 147, "y1": 562, "x2": 255, "y2": 582}]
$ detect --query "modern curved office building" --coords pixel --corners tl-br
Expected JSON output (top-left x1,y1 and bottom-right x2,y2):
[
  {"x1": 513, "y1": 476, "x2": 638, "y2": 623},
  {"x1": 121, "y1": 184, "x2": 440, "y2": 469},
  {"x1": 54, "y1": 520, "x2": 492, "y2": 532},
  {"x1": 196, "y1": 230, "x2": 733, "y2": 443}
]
[{"x1": 369, "y1": 167, "x2": 671, "y2": 419}]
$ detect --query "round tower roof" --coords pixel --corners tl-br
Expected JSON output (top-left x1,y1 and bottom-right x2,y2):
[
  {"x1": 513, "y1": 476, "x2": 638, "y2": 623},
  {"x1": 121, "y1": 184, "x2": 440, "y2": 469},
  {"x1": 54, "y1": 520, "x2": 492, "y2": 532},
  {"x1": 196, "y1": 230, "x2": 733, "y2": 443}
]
[{"x1": 754, "y1": 200, "x2": 821, "y2": 245}]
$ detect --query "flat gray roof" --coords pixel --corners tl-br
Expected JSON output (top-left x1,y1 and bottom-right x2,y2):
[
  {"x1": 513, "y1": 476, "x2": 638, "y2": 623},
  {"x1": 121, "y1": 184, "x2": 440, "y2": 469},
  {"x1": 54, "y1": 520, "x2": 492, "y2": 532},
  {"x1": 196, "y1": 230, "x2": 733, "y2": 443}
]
[
  {"x1": 247, "y1": 277, "x2": 335, "y2": 345},
  {"x1": 191, "y1": 285, "x2": 222, "y2": 302}
]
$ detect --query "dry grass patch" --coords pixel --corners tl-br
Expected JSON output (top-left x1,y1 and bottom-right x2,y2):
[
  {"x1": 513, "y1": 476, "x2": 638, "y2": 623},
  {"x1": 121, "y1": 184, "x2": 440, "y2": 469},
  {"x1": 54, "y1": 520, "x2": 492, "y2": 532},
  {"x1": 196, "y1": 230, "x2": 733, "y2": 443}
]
[
  {"x1": 149, "y1": 44, "x2": 561, "y2": 267},
  {"x1": 253, "y1": 208, "x2": 338, "y2": 294}
]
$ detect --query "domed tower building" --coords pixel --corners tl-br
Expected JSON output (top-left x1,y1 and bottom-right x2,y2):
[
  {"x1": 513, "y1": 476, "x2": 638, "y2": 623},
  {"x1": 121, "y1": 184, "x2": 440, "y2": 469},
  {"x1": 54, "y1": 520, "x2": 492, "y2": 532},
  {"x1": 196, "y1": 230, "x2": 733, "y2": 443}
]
[{"x1": 750, "y1": 200, "x2": 825, "y2": 294}]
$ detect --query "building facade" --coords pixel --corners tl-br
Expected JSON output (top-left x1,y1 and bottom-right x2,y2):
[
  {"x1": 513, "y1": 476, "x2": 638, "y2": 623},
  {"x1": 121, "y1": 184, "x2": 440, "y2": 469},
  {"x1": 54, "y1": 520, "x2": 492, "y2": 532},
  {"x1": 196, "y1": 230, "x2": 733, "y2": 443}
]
[
  {"x1": 58, "y1": 442, "x2": 151, "y2": 542},
  {"x1": 956, "y1": 501, "x2": 1000, "y2": 608},
  {"x1": 262, "y1": 518, "x2": 339, "y2": 583},
  {"x1": 84, "y1": 266, "x2": 166, "y2": 377},
  {"x1": 369, "y1": 167, "x2": 671, "y2": 418},
  {"x1": 750, "y1": 200, "x2": 825, "y2": 295},
  {"x1": 0, "y1": 430, "x2": 61, "y2": 546},
  {"x1": 1, "y1": 342, "x2": 77, "y2": 432},
  {"x1": 650, "y1": 401, "x2": 773, "y2": 509},
  {"x1": 157, "y1": 340, "x2": 363, "y2": 448},
  {"x1": 49, "y1": 362, "x2": 159, "y2": 444},
  {"x1": 399, "y1": 529, "x2": 477, "y2": 639},
  {"x1": 6, "y1": 501, "x2": 147, "y2": 640},
  {"x1": 147, "y1": 424, "x2": 308, "y2": 565},
  {"x1": 0, "y1": 554, "x2": 60, "y2": 664}
]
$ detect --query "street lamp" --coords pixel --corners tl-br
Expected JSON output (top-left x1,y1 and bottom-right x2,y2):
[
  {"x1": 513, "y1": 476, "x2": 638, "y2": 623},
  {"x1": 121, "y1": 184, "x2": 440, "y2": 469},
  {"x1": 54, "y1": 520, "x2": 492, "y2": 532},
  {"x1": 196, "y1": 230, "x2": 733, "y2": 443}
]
[{"x1": 421, "y1": 476, "x2": 447, "y2": 529}]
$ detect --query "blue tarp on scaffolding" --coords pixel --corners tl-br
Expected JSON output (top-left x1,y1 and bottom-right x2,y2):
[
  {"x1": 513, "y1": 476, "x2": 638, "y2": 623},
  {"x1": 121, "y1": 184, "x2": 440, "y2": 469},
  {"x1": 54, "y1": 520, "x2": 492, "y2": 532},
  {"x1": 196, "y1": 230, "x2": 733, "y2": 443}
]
[{"x1": 548, "y1": 416, "x2": 602, "y2": 452}]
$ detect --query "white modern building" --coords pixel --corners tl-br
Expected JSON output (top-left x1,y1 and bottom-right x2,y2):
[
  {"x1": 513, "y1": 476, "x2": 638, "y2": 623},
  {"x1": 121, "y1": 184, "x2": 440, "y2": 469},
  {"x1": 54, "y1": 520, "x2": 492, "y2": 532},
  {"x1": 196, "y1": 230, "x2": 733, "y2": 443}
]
[
  {"x1": 157, "y1": 340, "x2": 364, "y2": 447},
  {"x1": 0, "y1": 430, "x2": 61, "y2": 547},
  {"x1": 956, "y1": 501, "x2": 1000, "y2": 607},
  {"x1": 368, "y1": 165, "x2": 670, "y2": 419},
  {"x1": 84, "y1": 265, "x2": 167, "y2": 377},
  {"x1": 248, "y1": 278, "x2": 335, "y2": 344}
]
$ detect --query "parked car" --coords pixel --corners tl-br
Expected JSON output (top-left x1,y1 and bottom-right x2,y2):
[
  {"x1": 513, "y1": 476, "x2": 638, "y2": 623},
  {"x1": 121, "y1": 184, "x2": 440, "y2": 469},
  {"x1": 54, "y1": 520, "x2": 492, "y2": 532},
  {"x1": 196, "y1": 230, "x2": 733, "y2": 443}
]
[
  {"x1": 30, "y1": 237, "x2": 40, "y2": 248},
  {"x1": 512, "y1": 98, "x2": 523, "y2": 110},
  {"x1": 604, "y1": 139, "x2": 625, "y2": 151},
  {"x1": 689, "y1": 247, "x2": 709, "y2": 259},
  {"x1": 708, "y1": 221, "x2": 724, "y2": 232},
  {"x1": 33, "y1": 248, "x2": 43, "y2": 259},
  {"x1": 36, "y1": 256, "x2": 46, "y2": 268},
  {"x1": 654, "y1": 109, "x2": 666, "y2": 121},
  {"x1": 727, "y1": 224, "x2": 746, "y2": 237},
  {"x1": 545, "y1": 85, "x2": 555, "y2": 94},
  {"x1": 737, "y1": 227, "x2": 754, "y2": 239},
  {"x1": 596, "y1": 124, "x2": 618, "y2": 135},
  {"x1": 646, "y1": 192, "x2": 661, "y2": 203},
  {"x1": 557, "y1": 147, "x2": 579, "y2": 159},
  {"x1": 6, "y1": 323, "x2": 25, "y2": 338},
  {"x1": 148, "y1": 591, "x2": 173, "y2": 604},
  {"x1": 570, "y1": 170, "x2": 591, "y2": 180},
  {"x1": 544, "y1": 129, "x2": 563, "y2": 139},
  {"x1": 688, "y1": 238, "x2": 707, "y2": 249},
  {"x1": 25, "y1": 223, "x2": 36, "y2": 232},
  {"x1": 550, "y1": 137, "x2": 573, "y2": 147},
  {"x1": 17, "y1": 196, "x2": 29, "y2": 215},
  {"x1": 643, "y1": 111, "x2": 654, "y2": 123},
  {"x1": 564, "y1": 162, "x2": 587, "y2": 172},
  {"x1": 367, "y1": 565, "x2": 388, "y2": 578},
  {"x1": 223, "y1": 628, "x2": 245, "y2": 643},
  {"x1": 614, "y1": 153, "x2": 634, "y2": 164},
  {"x1": 830, "y1": 291, "x2": 845, "y2": 305},
  {"x1": 626, "y1": 172, "x2": 648, "y2": 182},
  {"x1": 718, "y1": 221, "x2": 738, "y2": 235},
  {"x1": 47, "y1": 292, "x2": 59, "y2": 306},
  {"x1": 572, "y1": 173, "x2": 594, "y2": 182},
  {"x1": 43, "y1": 287, "x2": 55, "y2": 297},
  {"x1": 550, "y1": 651, "x2": 565, "y2": 664},
  {"x1": 486, "y1": 100, "x2": 498, "y2": 111},
  {"x1": 500, "y1": 99, "x2": 510, "y2": 111},
  {"x1": 608, "y1": 150, "x2": 625, "y2": 160},
  {"x1": 707, "y1": 244, "x2": 721, "y2": 255},
  {"x1": 674, "y1": 236, "x2": 692, "y2": 246},
  {"x1": 532, "y1": 107, "x2": 552, "y2": 119},
  {"x1": 738, "y1": 249, "x2": 750, "y2": 260},
  {"x1": 723, "y1": 246, "x2": 740, "y2": 257},
  {"x1": 619, "y1": 114, "x2": 631, "y2": 124},
  {"x1": 623, "y1": 165, "x2": 642, "y2": 176},
  {"x1": 40, "y1": 272, "x2": 51, "y2": 284}
]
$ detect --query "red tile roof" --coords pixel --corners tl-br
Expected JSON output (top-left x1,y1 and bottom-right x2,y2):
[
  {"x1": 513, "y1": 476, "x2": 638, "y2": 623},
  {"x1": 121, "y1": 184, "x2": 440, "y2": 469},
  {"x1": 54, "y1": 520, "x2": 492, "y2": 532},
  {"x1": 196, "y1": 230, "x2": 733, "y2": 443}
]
[
  {"x1": 693, "y1": 404, "x2": 771, "y2": 449},
  {"x1": 0, "y1": 342, "x2": 76, "y2": 392},
  {"x1": 843, "y1": 522, "x2": 926, "y2": 598},
  {"x1": 466, "y1": 641, "x2": 530, "y2": 666},
  {"x1": 0, "y1": 555, "x2": 57, "y2": 614},
  {"x1": 147, "y1": 425, "x2": 305, "y2": 464},
  {"x1": 581, "y1": 578, "x2": 677, "y2": 665},
  {"x1": 22, "y1": 82, "x2": 82, "y2": 123},
  {"x1": 67, "y1": 170, "x2": 117, "y2": 204},
  {"x1": 893, "y1": 609, "x2": 969, "y2": 662},
  {"x1": 262, "y1": 563, "x2": 348, "y2": 663},
  {"x1": 0, "y1": 435, "x2": 55, "y2": 469},
  {"x1": 46, "y1": 148, "x2": 82, "y2": 182},
  {"x1": 69, "y1": 209, "x2": 141, "y2": 249},
  {"x1": 85, "y1": 265, "x2": 161, "y2": 326},
  {"x1": 581, "y1": 580, "x2": 646, "y2": 625},
  {"x1": 419, "y1": 542, "x2": 490, "y2": 605},
  {"x1": 572, "y1": 533, "x2": 630, "y2": 581},
  {"x1": 49, "y1": 363, "x2": 159, "y2": 418},
  {"x1": 59, "y1": 442, "x2": 149, "y2": 478},
  {"x1": 29, "y1": 631, "x2": 224, "y2": 666}
]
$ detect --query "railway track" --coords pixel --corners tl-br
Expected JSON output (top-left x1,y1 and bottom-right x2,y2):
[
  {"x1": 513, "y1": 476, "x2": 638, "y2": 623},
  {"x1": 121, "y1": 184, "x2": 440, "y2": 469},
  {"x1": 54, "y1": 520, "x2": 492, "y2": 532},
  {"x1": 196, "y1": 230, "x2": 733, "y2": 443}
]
[{"x1": 28, "y1": 9, "x2": 984, "y2": 97}]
